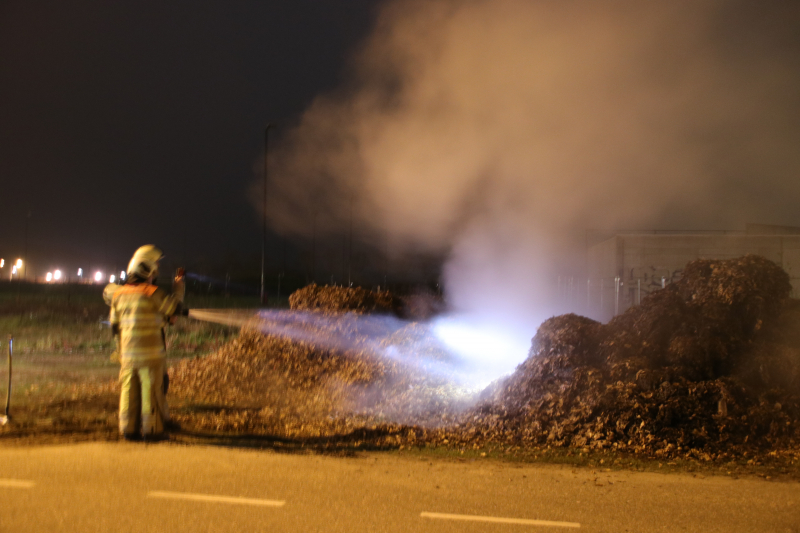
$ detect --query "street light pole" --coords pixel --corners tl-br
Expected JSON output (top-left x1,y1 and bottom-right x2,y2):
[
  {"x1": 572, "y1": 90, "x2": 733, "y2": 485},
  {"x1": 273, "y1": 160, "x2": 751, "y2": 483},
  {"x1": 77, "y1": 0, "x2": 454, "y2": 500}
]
[
  {"x1": 261, "y1": 124, "x2": 272, "y2": 305},
  {"x1": 23, "y1": 211, "x2": 30, "y2": 281},
  {"x1": 348, "y1": 196, "x2": 353, "y2": 286},
  {"x1": 311, "y1": 212, "x2": 317, "y2": 284}
]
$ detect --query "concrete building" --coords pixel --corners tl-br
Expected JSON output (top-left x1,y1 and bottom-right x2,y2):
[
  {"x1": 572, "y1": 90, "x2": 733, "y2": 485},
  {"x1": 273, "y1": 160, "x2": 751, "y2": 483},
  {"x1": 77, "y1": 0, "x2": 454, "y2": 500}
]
[{"x1": 585, "y1": 224, "x2": 800, "y2": 321}]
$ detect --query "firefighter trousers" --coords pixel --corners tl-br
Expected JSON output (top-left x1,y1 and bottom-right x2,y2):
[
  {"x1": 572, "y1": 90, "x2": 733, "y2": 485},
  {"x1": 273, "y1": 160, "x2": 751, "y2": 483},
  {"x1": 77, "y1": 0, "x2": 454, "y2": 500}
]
[{"x1": 119, "y1": 359, "x2": 166, "y2": 437}]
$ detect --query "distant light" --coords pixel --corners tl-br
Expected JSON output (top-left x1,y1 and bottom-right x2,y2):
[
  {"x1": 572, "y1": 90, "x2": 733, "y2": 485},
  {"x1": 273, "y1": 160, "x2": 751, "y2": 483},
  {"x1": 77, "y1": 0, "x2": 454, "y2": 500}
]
[
  {"x1": 77, "y1": 268, "x2": 83, "y2": 277},
  {"x1": 12, "y1": 266, "x2": 17, "y2": 275},
  {"x1": 54, "y1": 270, "x2": 62, "y2": 281},
  {"x1": 120, "y1": 271, "x2": 126, "y2": 280},
  {"x1": 109, "y1": 275, "x2": 116, "y2": 283},
  {"x1": 46, "y1": 272, "x2": 53, "y2": 282},
  {"x1": 15, "y1": 259, "x2": 22, "y2": 268},
  {"x1": 0, "y1": 259, "x2": 4, "y2": 268},
  {"x1": 94, "y1": 271, "x2": 103, "y2": 282}
]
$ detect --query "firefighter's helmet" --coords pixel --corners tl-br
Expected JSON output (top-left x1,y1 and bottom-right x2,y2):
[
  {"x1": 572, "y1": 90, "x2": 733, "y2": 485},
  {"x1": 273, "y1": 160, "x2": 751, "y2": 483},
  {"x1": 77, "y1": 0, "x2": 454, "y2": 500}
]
[{"x1": 127, "y1": 245, "x2": 163, "y2": 280}]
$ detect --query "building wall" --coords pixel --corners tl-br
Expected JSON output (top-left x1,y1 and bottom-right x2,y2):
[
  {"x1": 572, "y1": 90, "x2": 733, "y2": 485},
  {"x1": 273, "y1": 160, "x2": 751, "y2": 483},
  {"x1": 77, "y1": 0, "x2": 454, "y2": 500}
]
[{"x1": 586, "y1": 233, "x2": 800, "y2": 320}]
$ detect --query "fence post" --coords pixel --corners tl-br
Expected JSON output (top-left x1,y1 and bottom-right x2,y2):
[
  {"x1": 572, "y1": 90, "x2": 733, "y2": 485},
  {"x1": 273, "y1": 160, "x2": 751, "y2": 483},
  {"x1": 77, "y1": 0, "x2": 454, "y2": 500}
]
[
  {"x1": 637, "y1": 278, "x2": 641, "y2": 305},
  {"x1": 614, "y1": 276, "x2": 620, "y2": 316},
  {"x1": 600, "y1": 279, "x2": 604, "y2": 318},
  {"x1": 586, "y1": 279, "x2": 591, "y2": 312},
  {"x1": 1, "y1": 335, "x2": 11, "y2": 425}
]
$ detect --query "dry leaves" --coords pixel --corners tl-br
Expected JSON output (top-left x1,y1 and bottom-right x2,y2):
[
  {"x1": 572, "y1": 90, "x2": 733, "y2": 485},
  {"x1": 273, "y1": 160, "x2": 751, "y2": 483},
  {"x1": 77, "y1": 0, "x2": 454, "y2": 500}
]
[
  {"x1": 450, "y1": 255, "x2": 800, "y2": 459},
  {"x1": 170, "y1": 256, "x2": 800, "y2": 460}
]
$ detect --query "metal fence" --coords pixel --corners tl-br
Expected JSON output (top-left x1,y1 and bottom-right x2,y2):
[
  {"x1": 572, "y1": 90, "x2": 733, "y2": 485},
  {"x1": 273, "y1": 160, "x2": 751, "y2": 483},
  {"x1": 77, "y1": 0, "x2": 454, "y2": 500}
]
[{"x1": 556, "y1": 274, "x2": 675, "y2": 322}]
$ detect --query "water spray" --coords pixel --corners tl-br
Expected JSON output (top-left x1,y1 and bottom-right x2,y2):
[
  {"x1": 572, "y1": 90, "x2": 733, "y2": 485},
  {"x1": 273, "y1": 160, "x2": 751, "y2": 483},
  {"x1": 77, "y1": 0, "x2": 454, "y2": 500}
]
[{"x1": 185, "y1": 307, "x2": 532, "y2": 391}]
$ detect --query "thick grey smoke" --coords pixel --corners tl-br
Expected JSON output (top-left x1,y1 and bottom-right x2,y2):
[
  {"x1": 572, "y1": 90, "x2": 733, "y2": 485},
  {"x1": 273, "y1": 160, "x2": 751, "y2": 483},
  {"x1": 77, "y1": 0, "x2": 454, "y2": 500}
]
[{"x1": 263, "y1": 0, "x2": 800, "y2": 356}]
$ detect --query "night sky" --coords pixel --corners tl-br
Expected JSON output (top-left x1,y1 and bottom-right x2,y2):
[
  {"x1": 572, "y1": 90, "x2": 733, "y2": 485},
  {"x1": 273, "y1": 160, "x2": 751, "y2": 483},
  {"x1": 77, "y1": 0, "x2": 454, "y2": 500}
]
[
  {"x1": 0, "y1": 1, "x2": 380, "y2": 280},
  {"x1": 2, "y1": 1, "x2": 799, "y2": 289}
]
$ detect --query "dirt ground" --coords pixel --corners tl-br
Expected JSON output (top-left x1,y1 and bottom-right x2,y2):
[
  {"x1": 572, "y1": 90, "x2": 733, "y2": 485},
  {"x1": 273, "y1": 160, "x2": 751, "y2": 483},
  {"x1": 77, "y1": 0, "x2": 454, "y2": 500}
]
[
  {"x1": 1, "y1": 281, "x2": 798, "y2": 482},
  {"x1": 1, "y1": 342, "x2": 796, "y2": 482}
]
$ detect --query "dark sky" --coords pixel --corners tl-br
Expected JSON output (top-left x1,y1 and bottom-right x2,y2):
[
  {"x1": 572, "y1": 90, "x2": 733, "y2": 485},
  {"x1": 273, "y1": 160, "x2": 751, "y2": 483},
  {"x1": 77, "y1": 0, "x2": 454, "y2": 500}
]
[
  {"x1": 0, "y1": 0, "x2": 380, "y2": 278},
  {"x1": 2, "y1": 1, "x2": 799, "y2": 286}
]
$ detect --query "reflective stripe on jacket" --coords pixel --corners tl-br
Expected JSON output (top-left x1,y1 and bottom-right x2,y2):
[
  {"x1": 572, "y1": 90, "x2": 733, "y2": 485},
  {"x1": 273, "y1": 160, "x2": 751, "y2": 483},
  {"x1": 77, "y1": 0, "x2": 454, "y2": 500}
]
[{"x1": 110, "y1": 284, "x2": 180, "y2": 363}]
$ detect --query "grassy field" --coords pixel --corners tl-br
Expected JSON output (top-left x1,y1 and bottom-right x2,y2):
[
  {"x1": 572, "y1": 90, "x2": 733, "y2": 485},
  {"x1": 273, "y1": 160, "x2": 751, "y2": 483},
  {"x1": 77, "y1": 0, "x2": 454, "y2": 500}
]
[
  {"x1": 0, "y1": 281, "x2": 259, "y2": 356},
  {"x1": 0, "y1": 281, "x2": 243, "y2": 443}
]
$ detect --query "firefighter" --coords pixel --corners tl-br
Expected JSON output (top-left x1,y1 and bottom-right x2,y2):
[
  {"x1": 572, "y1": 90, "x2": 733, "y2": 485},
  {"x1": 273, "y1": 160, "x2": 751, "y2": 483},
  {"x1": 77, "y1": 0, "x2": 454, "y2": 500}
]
[
  {"x1": 104, "y1": 277, "x2": 176, "y2": 425},
  {"x1": 109, "y1": 245, "x2": 184, "y2": 441}
]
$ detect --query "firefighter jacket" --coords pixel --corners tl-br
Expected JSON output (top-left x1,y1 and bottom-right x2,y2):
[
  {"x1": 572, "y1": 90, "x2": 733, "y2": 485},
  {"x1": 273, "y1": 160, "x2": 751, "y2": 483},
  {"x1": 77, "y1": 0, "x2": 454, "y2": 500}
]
[{"x1": 109, "y1": 283, "x2": 181, "y2": 364}]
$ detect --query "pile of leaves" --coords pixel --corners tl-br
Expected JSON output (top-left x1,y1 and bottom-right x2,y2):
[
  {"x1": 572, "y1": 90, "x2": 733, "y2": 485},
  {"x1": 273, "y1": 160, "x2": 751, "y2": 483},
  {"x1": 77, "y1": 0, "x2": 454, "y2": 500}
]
[
  {"x1": 170, "y1": 255, "x2": 800, "y2": 461},
  {"x1": 288, "y1": 284, "x2": 397, "y2": 314},
  {"x1": 448, "y1": 255, "x2": 800, "y2": 460},
  {"x1": 170, "y1": 328, "x2": 381, "y2": 436},
  {"x1": 169, "y1": 311, "x2": 466, "y2": 436}
]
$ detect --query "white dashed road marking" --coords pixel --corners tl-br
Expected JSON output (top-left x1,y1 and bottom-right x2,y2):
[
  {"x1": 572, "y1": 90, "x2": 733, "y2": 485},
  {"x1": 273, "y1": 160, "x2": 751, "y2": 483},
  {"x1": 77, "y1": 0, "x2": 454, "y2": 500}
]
[
  {"x1": 0, "y1": 479, "x2": 35, "y2": 489},
  {"x1": 420, "y1": 511, "x2": 580, "y2": 528},
  {"x1": 148, "y1": 490, "x2": 285, "y2": 507}
]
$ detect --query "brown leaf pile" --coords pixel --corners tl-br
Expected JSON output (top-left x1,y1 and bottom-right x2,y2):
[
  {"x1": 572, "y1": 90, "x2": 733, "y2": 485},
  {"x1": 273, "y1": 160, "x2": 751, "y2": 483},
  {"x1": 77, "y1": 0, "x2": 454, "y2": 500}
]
[
  {"x1": 169, "y1": 314, "x2": 467, "y2": 436},
  {"x1": 170, "y1": 255, "x2": 800, "y2": 461},
  {"x1": 450, "y1": 255, "x2": 800, "y2": 460},
  {"x1": 170, "y1": 327, "x2": 383, "y2": 436},
  {"x1": 289, "y1": 284, "x2": 397, "y2": 314}
]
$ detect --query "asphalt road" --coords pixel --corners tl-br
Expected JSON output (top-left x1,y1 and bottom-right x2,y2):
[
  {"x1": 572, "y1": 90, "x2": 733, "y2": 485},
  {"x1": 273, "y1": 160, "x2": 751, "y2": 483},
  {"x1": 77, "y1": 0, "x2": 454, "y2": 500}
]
[{"x1": 0, "y1": 442, "x2": 797, "y2": 532}]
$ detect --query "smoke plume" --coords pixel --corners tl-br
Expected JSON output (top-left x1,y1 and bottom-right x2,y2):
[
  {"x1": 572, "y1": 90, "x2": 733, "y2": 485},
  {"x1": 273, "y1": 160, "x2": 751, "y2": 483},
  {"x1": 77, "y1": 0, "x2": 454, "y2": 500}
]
[{"x1": 263, "y1": 0, "x2": 800, "y2": 346}]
